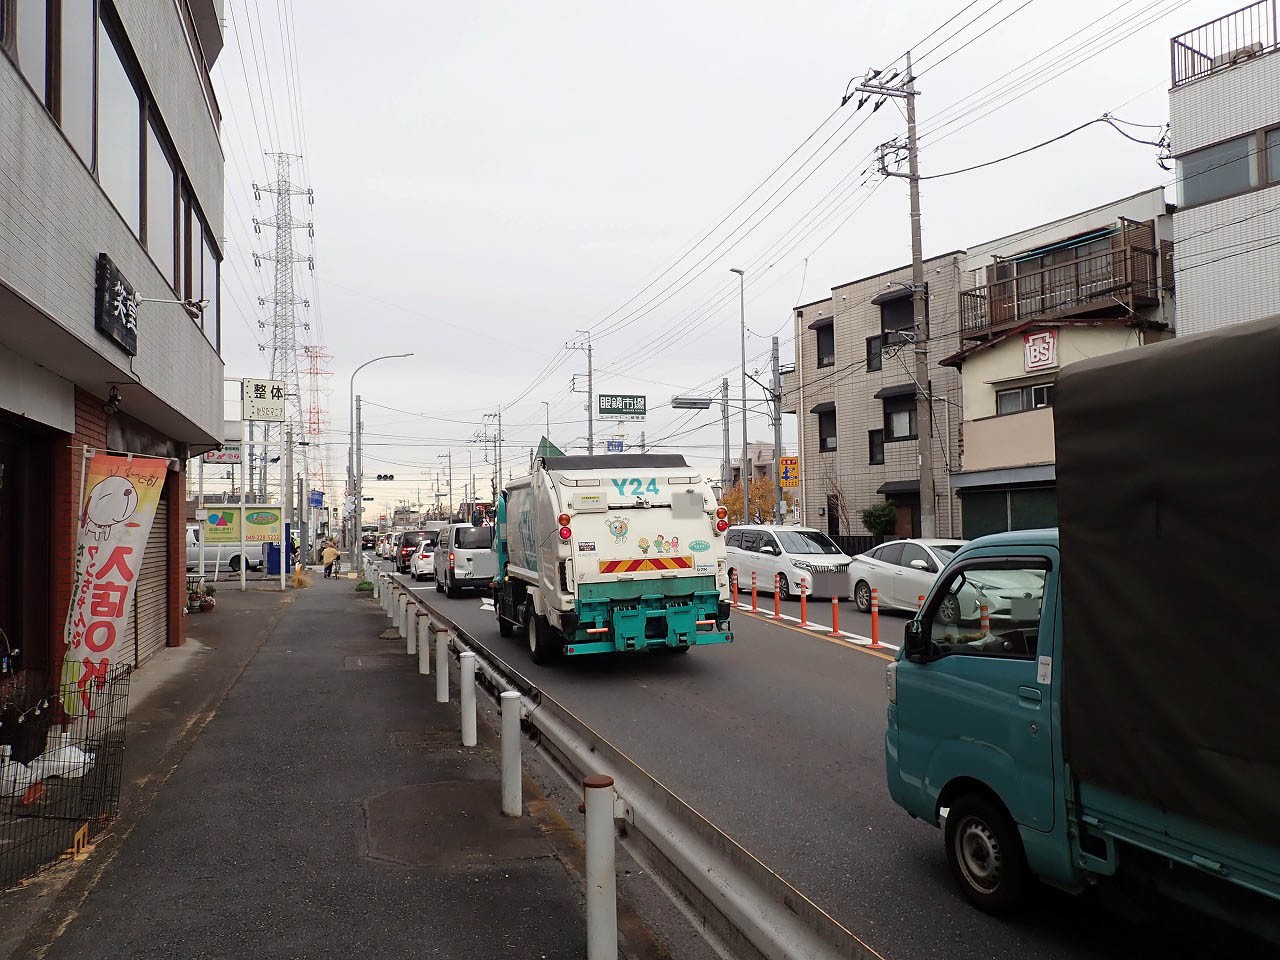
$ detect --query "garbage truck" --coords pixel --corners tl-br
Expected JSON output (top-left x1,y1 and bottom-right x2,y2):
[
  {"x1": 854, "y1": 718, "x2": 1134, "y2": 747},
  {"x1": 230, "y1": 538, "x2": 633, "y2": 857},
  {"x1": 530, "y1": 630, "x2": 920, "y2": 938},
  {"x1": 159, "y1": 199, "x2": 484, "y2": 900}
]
[
  {"x1": 884, "y1": 315, "x2": 1280, "y2": 944},
  {"x1": 492, "y1": 454, "x2": 733, "y2": 663}
]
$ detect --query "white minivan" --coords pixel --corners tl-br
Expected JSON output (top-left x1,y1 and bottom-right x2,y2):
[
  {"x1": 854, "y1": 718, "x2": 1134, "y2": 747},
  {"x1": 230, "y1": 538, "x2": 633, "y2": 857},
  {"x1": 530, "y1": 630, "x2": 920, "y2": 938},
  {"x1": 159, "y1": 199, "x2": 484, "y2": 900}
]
[
  {"x1": 725, "y1": 524, "x2": 852, "y2": 600},
  {"x1": 433, "y1": 523, "x2": 497, "y2": 597}
]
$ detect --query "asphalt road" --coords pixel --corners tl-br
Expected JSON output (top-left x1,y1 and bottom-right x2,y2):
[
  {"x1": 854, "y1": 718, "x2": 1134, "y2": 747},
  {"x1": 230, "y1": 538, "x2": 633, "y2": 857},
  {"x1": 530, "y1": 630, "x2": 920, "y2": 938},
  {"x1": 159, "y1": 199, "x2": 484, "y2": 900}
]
[{"x1": 373, "y1": 554, "x2": 1259, "y2": 960}]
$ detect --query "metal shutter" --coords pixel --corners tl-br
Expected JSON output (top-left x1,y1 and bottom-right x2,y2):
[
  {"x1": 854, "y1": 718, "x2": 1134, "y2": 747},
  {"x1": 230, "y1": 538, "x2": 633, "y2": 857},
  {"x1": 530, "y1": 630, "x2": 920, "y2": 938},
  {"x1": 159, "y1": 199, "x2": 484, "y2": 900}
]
[{"x1": 134, "y1": 496, "x2": 169, "y2": 665}]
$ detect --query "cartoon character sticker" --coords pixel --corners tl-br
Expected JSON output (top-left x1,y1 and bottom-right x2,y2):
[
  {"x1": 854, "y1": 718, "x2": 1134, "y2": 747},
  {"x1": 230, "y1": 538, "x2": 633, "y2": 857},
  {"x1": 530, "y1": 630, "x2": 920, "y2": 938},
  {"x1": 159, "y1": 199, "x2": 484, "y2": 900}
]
[
  {"x1": 606, "y1": 517, "x2": 630, "y2": 544},
  {"x1": 653, "y1": 535, "x2": 666, "y2": 554},
  {"x1": 81, "y1": 476, "x2": 139, "y2": 541},
  {"x1": 637, "y1": 537, "x2": 650, "y2": 554}
]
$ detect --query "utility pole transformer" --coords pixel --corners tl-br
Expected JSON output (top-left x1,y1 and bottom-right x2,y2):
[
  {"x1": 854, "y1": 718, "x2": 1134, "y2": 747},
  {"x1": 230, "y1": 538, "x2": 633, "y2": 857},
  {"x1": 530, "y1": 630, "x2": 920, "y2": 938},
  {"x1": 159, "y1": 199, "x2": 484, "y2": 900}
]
[{"x1": 857, "y1": 51, "x2": 935, "y2": 538}]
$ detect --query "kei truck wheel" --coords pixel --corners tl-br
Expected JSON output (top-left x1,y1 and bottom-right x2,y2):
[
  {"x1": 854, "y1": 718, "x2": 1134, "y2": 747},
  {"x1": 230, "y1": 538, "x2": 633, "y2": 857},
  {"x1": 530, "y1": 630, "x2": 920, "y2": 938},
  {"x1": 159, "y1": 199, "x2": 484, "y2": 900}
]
[{"x1": 944, "y1": 794, "x2": 1029, "y2": 912}]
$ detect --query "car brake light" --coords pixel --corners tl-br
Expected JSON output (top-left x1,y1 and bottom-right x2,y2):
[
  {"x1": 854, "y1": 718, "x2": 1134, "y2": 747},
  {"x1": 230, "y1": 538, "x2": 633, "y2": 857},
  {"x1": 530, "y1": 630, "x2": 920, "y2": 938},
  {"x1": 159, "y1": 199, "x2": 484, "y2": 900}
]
[
  {"x1": 559, "y1": 526, "x2": 572, "y2": 541},
  {"x1": 716, "y1": 506, "x2": 728, "y2": 520}
]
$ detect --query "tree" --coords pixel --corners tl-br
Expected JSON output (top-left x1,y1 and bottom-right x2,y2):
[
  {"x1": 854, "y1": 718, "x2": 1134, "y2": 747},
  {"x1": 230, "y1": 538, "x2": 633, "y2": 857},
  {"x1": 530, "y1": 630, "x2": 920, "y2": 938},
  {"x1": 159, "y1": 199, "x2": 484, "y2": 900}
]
[
  {"x1": 860, "y1": 500, "x2": 898, "y2": 538},
  {"x1": 720, "y1": 475, "x2": 794, "y2": 524}
]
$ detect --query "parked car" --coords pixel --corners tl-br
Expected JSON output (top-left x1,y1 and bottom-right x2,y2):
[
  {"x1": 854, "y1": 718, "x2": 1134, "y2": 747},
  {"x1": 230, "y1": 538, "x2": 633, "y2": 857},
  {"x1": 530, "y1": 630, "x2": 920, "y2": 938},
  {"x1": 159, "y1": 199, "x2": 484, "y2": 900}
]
[
  {"x1": 848, "y1": 539, "x2": 965, "y2": 613},
  {"x1": 433, "y1": 523, "x2": 497, "y2": 597},
  {"x1": 397, "y1": 529, "x2": 440, "y2": 575},
  {"x1": 185, "y1": 524, "x2": 263, "y2": 574},
  {"x1": 409, "y1": 533, "x2": 439, "y2": 581},
  {"x1": 725, "y1": 525, "x2": 852, "y2": 600}
]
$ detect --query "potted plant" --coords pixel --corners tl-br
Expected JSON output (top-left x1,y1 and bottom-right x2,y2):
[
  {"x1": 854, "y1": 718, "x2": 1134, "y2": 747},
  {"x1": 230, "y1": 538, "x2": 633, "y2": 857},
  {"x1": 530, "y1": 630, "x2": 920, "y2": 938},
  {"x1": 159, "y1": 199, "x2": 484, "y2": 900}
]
[{"x1": 187, "y1": 591, "x2": 203, "y2": 613}]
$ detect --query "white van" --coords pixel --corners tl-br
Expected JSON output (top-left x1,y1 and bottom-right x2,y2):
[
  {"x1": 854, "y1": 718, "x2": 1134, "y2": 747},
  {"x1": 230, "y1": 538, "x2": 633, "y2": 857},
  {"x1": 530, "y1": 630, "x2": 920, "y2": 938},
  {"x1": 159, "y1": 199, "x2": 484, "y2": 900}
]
[
  {"x1": 433, "y1": 523, "x2": 497, "y2": 597},
  {"x1": 185, "y1": 524, "x2": 263, "y2": 574},
  {"x1": 725, "y1": 524, "x2": 852, "y2": 600}
]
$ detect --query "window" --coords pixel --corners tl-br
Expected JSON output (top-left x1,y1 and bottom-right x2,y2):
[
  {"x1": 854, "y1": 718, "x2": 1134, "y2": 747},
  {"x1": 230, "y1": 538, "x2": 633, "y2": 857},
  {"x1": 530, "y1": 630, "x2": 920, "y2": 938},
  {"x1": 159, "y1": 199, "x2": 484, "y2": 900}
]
[
  {"x1": 14, "y1": 0, "x2": 49, "y2": 102},
  {"x1": 61, "y1": 0, "x2": 95, "y2": 164},
  {"x1": 868, "y1": 429, "x2": 884, "y2": 465},
  {"x1": 726, "y1": 529, "x2": 741, "y2": 548},
  {"x1": 756, "y1": 533, "x2": 780, "y2": 554},
  {"x1": 899, "y1": 543, "x2": 935, "y2": 573},
  {"x1": 925, "y1": 560, "x2": 1047, "y2": 659},
  {"x1": 1269, "y1": 128, "x2": 1280, "y2": 184},
  {"x1": 880, "y1": 296, "x2": 915, "y2": 345},
  {"x1": 876, "y1": 541, "x2": 904, "y2": 566},
  {"x1": 818, "y1": 408, "x2": 837, "y2": 452},
  {"x1": 738, "y1": 531, "x2": 760, "y2": 552},
  {"x1": 883, "y1": 395, "x2": 916, "y2": 441},
  {"x1": 180, "y1": 191, "x2": 192, "y2": 299},
  {"x1": 776, "y1": 530, "x2": 842, "y2": 555},
  {"x1": 866, "y1": 335, "x2": 882, "y2": 372},
  {"x1": 146, "y1": 122, "x2": 177, "y2": 286},
  {"x1": 456, "y1": 526, "x2": 492, "y2": 549},
  {"x1": 815, "y1": 323, "x2": 834, "y2": 368},
  {"x1": 995, "y1": 382, "x2": 1054, "y2": 416},
  {"x1": 202, "y1": 228, "x2": 220, "y2": 346},
  {"x1": 97, "y1": 16, "x2": 141, "y2": 232},
  {"x1": 1178, "y1": 136, "x2": 1258, "y2": 207}
]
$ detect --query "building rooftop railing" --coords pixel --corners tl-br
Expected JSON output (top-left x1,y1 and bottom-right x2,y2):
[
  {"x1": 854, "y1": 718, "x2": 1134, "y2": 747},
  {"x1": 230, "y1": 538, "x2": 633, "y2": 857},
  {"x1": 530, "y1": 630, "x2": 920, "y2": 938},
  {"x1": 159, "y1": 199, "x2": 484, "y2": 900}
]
[{"x1": 1171, "y1": 1, "x2": 1277, "y2": 87}]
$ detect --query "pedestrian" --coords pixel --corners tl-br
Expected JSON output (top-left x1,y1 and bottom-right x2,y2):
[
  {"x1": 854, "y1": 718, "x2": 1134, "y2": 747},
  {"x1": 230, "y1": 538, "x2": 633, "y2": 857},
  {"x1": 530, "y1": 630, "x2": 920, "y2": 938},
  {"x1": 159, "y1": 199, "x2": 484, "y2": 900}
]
[{"x1": 321, "y1": 541, "x2": 340, "y2": 579}]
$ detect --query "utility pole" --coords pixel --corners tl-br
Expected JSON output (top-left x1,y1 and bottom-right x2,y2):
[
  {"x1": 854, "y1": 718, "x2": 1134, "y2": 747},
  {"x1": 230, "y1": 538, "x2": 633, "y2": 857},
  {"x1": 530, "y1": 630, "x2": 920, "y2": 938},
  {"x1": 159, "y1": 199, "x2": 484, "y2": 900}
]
[
  {"x1": 568, "y1": 331, "x2": 594, "y2": 455},
  {"x1": 857, "y1": 51, "x2": 934, "y2": 538},
  {"x1": 354, "y1": 395, "x2": 364, "y2": 547},
  {"x1": 771, "y1": 336, "x2": 784, "y2": 525},
  {"x1": 730, "y1": 268, "x2": 748, "y2": 522},
  {"x1": 721, "y1": 378, "x2": 730, "y2": 495},
  {"x1": 639, "y1": 431, "x2": 646, "y2": 454},
  {"x1": 284, "y1": 426, "x2": 294, "y2": 532}
]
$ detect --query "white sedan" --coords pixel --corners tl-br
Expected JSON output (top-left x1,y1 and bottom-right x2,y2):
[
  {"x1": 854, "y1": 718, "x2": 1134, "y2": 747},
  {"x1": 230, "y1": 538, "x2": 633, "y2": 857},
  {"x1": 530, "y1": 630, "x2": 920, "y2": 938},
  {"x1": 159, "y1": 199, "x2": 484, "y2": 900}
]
[
  {"x1": 409, "y1": 539, "x2": 437, "y2": 581},
  {"x1": 848, "y1": 539, "x2": 966, "y2": 613}
]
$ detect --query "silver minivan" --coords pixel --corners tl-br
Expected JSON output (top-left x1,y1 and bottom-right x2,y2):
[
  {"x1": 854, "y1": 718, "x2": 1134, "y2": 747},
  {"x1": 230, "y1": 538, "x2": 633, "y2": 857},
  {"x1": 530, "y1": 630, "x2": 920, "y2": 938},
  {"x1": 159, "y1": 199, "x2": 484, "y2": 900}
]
[{"x1": 433, "y1": 523, "x2": 497, "y2": 597}]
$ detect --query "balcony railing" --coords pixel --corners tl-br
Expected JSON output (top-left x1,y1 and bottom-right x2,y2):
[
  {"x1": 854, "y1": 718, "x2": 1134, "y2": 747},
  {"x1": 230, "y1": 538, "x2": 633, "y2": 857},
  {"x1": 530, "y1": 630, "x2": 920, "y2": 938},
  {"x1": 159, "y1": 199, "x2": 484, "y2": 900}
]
[
  {"x1": 1171, "y1": 1, "x2": 1277, "y2": 87},
  {"x1": 959, "y1": 246, "x2": 1161, "y2": 340}
]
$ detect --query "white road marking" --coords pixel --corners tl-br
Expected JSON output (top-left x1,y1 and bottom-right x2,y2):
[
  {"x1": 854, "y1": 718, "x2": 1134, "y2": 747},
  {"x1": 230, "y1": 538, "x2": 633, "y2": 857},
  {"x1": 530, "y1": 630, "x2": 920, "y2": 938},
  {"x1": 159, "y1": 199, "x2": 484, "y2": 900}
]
[{"x1": 734, "y1": 602, "x2": 900, "y2": 652}]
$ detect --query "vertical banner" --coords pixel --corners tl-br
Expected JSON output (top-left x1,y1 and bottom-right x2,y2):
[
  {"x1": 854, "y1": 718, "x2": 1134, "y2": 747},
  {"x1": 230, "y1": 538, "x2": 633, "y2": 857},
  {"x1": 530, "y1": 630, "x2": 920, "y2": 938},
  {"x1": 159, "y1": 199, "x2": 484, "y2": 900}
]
[{"x1": 61, "y1": 452, "x2": 168, "y2": 715}]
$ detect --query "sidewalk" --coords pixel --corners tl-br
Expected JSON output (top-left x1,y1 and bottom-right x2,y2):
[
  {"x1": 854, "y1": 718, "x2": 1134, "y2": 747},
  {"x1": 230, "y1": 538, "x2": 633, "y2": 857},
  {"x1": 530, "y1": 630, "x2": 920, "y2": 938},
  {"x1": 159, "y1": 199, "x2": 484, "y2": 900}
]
[{"x1": 10, "y1": 576, "x2": 586, "y2": 959}]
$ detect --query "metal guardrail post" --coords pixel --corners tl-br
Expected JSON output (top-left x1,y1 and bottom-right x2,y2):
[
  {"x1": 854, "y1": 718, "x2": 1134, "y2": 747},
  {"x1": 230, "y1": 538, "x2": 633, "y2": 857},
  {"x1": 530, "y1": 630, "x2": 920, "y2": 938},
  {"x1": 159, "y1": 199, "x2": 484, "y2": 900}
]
[
  {"x1": 417, "y1": 619, "x2": 431, "y2": 675},
  {"x1": 583, "y1": 775, "x2": 618, "y2": 960},
  {"x1": 406, "y1": 607, "x2": 418, "y2": 655},
  {"x1": 500, "y1": 690, "x2": 522, "y2": 817},
  {"x1": 460, "y1": 652, "x2": 477, "y2": 747},
  {"x1": 435, "y1": 631, "x2": 449, "y2": 703}
]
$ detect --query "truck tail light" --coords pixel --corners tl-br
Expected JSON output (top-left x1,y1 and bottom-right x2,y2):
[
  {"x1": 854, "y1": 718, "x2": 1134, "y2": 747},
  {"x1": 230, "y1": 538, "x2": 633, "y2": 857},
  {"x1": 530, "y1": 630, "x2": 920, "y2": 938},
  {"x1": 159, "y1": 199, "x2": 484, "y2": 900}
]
[
  {"x1": 557, "y1": 513, "x2": 571, "y2": 527},
  {"x1": 558, "y1": 526, "x2": 572, "y2": 541},
  {"x1": 716, "y1": 506, "x2": 728, "y2": 520},
  {"x1": 716, "y1": 519, "x2": 729, "y2": 533}
]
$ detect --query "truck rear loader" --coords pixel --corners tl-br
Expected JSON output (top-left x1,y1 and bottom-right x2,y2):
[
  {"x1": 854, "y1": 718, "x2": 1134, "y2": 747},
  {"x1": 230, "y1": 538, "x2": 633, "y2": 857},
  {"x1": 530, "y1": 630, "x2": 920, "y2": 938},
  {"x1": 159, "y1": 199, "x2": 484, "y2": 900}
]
[{"x1": 492, "y1": 454, "x2": 733, "y2": 662}]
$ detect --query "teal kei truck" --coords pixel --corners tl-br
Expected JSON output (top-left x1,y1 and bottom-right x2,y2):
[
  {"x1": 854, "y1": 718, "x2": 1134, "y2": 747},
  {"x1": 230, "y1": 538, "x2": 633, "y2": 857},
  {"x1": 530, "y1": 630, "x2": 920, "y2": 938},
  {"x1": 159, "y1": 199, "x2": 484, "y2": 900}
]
[{"x1": 884, "y1": 316, "x2": 1280, "y2": 944}]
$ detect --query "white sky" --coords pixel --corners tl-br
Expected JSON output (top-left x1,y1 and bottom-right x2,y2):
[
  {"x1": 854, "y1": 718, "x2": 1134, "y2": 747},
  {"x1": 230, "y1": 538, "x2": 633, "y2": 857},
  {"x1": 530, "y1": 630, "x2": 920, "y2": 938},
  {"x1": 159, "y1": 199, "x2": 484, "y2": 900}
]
[{"x1": 210, "y1": 0, "x2": 1223, "y2": 518}]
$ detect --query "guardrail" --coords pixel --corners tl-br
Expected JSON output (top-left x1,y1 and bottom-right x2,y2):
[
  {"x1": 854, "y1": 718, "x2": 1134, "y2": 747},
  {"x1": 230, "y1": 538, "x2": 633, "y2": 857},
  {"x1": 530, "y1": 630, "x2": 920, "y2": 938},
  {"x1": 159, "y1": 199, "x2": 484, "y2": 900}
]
[{"x1": 368, "y1": 560, "x2": 884, "y2": 960}]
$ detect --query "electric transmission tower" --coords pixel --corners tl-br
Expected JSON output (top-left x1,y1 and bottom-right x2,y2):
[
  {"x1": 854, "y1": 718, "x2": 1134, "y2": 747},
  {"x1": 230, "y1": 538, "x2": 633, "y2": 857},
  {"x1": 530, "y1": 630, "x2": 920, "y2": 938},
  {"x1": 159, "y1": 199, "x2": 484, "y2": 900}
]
[{"x1": 252, "y1": 152, "x2": 314, "y2": 499}]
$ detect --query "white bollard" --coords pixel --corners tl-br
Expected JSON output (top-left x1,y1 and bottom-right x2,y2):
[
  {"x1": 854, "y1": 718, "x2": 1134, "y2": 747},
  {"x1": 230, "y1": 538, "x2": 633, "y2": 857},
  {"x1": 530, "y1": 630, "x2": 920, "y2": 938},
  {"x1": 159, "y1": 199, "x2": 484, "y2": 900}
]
[
  {"x1": 435, "y1": 632, "x2": 449, "y2": 703},
  {"x1": 373, "y1": 574, "x2": 380, "y2": 600},
  {"x1": 460, "y1": 652, "x2": 477, "y2": 747},
  {"x1": 406, "y1": 607, "x2": 418, "y2": 655},
  {"x1": 417, "y1": 619, "x2": 431, "y2": 675},
  {"x1": 401, "y1": 600, "x2": 412, "y2": 649},
  {"x1": 583, "y1": 775, "x2": 618, "y2": 960},
  {"x1": 396, "y1": 595, "x2": 407, "y2": 638},
  {"x1": 500, "y1": 691, "x2": 522, "y2": 817}
]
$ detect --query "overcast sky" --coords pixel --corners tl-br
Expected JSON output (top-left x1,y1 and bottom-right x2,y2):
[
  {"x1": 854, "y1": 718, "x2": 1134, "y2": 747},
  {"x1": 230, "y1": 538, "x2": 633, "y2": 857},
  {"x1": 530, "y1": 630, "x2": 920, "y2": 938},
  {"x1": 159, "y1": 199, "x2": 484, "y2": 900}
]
[{"x1": 210, "y1": 0, "x2": 1221, "y2": 518}]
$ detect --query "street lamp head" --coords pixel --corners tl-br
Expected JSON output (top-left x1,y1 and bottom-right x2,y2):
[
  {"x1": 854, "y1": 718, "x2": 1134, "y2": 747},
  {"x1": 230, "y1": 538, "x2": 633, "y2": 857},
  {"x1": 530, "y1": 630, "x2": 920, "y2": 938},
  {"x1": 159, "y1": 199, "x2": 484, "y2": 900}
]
[{"x1": 729, "y1": 268, "x2": 745, "y2": 276}]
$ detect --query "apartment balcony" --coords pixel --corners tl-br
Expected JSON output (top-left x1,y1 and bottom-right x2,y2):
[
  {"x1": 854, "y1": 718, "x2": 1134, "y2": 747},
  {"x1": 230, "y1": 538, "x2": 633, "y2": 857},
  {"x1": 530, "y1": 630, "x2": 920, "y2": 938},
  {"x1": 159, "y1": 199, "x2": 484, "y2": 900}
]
[
  {"x1": 1171, "y1": 1, "x2": 1277, "y2": 87},
  {"x1": 959, "y1": 241, "x2": 1166, "y2": 342}
]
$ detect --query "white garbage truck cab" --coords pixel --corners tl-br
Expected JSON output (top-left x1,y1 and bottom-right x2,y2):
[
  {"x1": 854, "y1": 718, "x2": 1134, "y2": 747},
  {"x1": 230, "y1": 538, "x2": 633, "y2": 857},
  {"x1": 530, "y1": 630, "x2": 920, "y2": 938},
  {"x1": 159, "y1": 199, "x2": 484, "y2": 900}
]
[{"x1": 492, "y1": 454, "x2": 733, "y2": 663}]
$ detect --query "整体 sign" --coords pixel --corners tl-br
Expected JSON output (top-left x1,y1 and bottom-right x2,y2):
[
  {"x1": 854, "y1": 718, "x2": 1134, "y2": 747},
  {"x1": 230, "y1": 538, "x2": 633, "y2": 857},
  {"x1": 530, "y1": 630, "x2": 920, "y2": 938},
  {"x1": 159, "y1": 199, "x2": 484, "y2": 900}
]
[
  {"x1": 242, "y1": 378, "x2": 286, "y2": 422},
  {"x1": 203, "y1": 444, "x2": 242, "y2": 464},
  {"x1": 94, "y1": 253, "x2": 138, "y2": 356},
  {"x1": 1024, "y1": 329, "x2": 1058, "y2": 372},
  {"x1": 62, "y1": 451, "x2": 168, "y2": 714},
  {"x1": 599, "y1": 394, "x2": 646, "y2": 420},
  {"x1": 779, "y1": 456, "x2": 799, "y2": 488},
  {"x1": 203, "y1": 505, "x2": 282, "y2": 544}
]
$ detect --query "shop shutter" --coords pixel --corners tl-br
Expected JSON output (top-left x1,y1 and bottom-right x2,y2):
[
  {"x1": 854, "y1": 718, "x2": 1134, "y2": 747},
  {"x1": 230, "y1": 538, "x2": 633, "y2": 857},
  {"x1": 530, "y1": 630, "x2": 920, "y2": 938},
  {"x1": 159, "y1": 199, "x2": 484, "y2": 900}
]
[{"x1": 134, "y1": 496, "x2": 169, "y2": 665}]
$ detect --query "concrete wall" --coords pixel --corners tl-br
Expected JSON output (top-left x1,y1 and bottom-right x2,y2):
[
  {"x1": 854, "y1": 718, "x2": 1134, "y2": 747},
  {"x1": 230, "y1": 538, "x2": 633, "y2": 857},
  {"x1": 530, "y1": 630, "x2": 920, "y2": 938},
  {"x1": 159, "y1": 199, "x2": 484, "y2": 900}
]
[
  {"x1": 0, "y1": 2, "x2": 223, "y2": 443},
  {"x1": 1169, "y1": 49, "x2": 1280, "y2": 155},
  {"x1": 963, "y1": 408, "x2": 1055, "y2": 473},
  {"x1": 790, "y1": 254, "x2": 964, "y2": 537}
]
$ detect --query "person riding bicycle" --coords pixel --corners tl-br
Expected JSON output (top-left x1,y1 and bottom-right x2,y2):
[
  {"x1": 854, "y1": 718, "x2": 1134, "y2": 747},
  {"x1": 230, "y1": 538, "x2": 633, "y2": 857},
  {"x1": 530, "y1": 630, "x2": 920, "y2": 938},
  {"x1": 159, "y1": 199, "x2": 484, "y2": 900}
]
[{"x1": 321, "y1": 541, "x2": 341, "y2": 579}]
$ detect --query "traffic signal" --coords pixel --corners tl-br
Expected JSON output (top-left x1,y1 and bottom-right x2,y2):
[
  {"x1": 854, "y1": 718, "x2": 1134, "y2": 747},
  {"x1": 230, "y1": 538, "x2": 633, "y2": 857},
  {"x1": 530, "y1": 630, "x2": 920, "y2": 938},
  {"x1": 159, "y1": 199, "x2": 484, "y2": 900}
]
[{"x1": 375, "y1": 474, "x2": 395, "y2": 481}]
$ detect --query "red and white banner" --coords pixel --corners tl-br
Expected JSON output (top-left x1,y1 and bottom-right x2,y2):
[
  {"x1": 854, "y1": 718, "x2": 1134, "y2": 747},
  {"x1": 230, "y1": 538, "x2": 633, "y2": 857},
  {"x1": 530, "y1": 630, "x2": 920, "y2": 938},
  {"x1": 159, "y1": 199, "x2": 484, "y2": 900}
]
[{"x1": 61, "y1": 451, "x2": 168, "y2": 715}]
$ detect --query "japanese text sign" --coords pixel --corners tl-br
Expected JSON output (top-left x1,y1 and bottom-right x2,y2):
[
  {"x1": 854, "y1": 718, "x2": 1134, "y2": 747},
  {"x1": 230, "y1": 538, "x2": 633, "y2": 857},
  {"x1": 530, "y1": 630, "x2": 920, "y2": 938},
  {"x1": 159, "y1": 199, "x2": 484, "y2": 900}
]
[
  {"x1": 1024, "y1": 330, "x2": 1058, "y2": 372},
  {"x1": 203, "y1": 444, "x2": 242, "y2": 464},
  {"x1": 598, "y1": 394, "x2": 646, "y2": 420},
  {"x1": 242, "y1": 378, "x2": 286, "y2": 422},
  {"x1": 61, "y1": 452, "x2": 168, "y2": 715},
  {"x1": 779, "y1": 456, "x2": 799, "y2": 488},
  {"x1": 94, "y1": 253, "x2": 138, "y2": 356},
  {"x1": 203, "y1": 505, "x2": 282, "y2": 544}
]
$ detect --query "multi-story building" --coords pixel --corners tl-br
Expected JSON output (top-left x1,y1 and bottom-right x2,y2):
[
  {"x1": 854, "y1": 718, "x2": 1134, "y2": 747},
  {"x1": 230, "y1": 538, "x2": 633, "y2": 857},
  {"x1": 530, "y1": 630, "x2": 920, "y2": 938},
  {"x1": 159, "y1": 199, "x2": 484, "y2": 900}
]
[
  {"x1": 1169, "y1": 2, "x2": 1280, "y2": 332},
  {"x1": 781, "y1": 253, "x2": 965, "y2": 539},
  {"x1": 727, "y1": 441, "x2": 787, "y2": 488},
  {"x1": 942, "y1": 188, "x2": 1175, "y2": 538},
  {"x1": 1, "y1": 3, "x2": 225, "y2": 673}
]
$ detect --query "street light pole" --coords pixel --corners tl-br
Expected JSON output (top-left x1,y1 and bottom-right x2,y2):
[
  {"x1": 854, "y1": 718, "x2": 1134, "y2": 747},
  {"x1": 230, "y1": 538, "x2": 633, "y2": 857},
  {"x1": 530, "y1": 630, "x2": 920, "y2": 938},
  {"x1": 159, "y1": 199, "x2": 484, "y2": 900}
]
[
  {"x1": 349, "y1": 352, "x2": 413, "y2": 549},
  {"x1": 731, "y1": 268, "x2": 748, "y2": 523}
]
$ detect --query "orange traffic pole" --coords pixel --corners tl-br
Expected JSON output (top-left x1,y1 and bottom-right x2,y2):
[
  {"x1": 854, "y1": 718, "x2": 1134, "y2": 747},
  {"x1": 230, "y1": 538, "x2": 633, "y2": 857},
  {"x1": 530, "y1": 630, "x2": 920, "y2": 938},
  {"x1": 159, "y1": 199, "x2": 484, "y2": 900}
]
[
  {"x1": 732, "y1": 570, "x2": 739, "y2": 607},
  {"x1": 980, "y1": 603, "x2": 990, "y2": 633},
  {"x1": 799, "y1": 577, "x2": 808, "y2": 626},
  {"x1": 829, "y1": 597, "x2": 840, "y2": 638},
  {"x1": 751, "y1": 571, "x2": 758, "y2": 613},
  {"x1": 773, "y1": 575, "x2": 782, "y2": 619},
  {"x1": 870, "y1": 587, "x2": 881, "y2": 648}
]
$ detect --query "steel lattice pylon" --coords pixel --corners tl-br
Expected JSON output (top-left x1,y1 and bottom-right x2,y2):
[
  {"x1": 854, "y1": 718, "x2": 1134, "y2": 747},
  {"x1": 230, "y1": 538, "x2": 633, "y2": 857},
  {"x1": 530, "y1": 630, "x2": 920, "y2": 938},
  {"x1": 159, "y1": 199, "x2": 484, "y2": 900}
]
[{"x1": 252, "y1": 153, "x2": 314, "y2": 499}]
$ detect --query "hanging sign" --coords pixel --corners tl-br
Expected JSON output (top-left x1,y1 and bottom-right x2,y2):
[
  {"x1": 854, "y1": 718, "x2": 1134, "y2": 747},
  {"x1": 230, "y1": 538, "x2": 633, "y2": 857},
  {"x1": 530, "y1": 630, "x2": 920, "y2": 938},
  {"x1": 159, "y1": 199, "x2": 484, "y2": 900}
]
[
  {"x1": 94, "y1": 253, "x2": 138, "y2": 356},
  {"x1": 242, "y1": 378, "x2": 286, "y2": 422},
  {"x1": 203, "y1": 444, "x2": 242, "y2": 464},
  {"x1": 61, "y1": 451, "x2": 168, "y2": 715}
]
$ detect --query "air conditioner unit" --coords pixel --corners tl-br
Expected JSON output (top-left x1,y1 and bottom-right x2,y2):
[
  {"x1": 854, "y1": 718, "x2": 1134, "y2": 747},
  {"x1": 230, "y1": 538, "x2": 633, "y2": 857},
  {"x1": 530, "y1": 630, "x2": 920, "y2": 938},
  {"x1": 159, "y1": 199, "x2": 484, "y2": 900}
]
[{"x1": 1211, "y1": 42, "x2": 1263, "y2": 70}]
